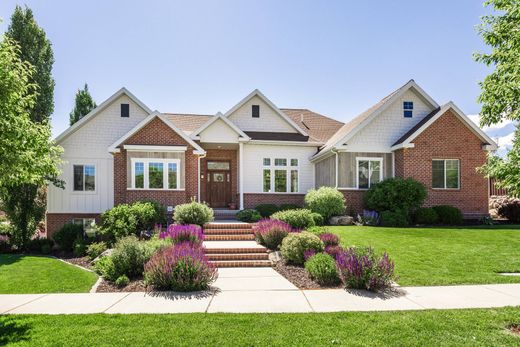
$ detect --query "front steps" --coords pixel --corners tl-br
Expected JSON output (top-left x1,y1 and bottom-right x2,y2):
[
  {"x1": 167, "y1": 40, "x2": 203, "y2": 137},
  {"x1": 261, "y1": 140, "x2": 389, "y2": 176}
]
[
  {"x1": 203, "y1": 222, "x2": 271, "y2": 268},
  {"x1": 213, "y1": 209, "x2": 239, "y2": 220}
]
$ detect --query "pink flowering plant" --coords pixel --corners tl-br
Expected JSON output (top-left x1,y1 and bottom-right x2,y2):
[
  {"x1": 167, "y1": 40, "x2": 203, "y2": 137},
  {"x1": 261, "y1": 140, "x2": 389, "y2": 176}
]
[
  {"x1": 336, "y1": 246, "x2": 396, "y2": 292},
  {"x1": 324, "y1": 245, "x2": 344, "y2": 260},
  {"x1": 253, "y1": 219, "x2": 300, "y2": 250},
  {"x1": 159, "y1": 224, "x2": 204, "y2": 246},
  {"x1": 319, "y1": 233, "x2": 339, "y2": 247},
  {"x1": 144, "y1": 242, "x2": 217, "y2": 291}
]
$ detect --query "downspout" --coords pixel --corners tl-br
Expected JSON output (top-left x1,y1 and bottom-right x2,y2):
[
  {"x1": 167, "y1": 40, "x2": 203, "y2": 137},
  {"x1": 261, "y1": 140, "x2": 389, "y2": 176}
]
[
  {"x1": 331, "y1": 147, "x2": 339, "y2": 188},
  {"x1": 197, "y1": 152, "x2": 207, "y2": 203}
]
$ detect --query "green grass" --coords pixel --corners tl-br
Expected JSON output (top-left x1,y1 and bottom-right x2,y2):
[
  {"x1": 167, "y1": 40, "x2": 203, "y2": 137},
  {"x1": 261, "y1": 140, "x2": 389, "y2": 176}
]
[
  {"x1": 1, "y1": 308, "x2": 519, "y2": 346},
  {"x1": 0, "y1": 254, "x2": 98, "y2": 294},
  {"x1": 330, "y1": 225, "x2": 520, "y2": 286}
]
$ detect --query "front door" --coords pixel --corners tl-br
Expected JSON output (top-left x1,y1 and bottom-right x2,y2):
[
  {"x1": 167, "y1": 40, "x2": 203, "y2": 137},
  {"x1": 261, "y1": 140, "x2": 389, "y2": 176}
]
[{"x1": 207, "y1": 161, "x2": 231, "y2": 208}]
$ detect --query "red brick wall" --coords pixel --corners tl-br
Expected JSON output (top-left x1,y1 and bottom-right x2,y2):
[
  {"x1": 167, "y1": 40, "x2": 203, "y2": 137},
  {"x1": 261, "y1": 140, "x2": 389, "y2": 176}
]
[
  {"x1": 397, "y1": 109, "x2": 489, "y2": 216},
  {"x1": 200, "y1": 149, "x2": 238, "y2": 207},
  {"x1": 339, "y1": 190, "x2": 365, "y2": 216},
  {"x1": 243, "y1": 193, "x2": 305, "y2": 208},
  {"x1": 46, "y1": 213, "x2": 101, "y2": 238},
  {"x1": 114, "y1": 117, "x2": 199, "y2": 207}
]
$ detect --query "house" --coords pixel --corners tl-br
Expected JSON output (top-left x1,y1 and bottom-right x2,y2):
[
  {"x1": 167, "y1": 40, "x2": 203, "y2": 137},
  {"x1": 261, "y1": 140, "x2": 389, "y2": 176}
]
[{"x1": 46, "y1": 80, "x2": 497, "y2": 235}]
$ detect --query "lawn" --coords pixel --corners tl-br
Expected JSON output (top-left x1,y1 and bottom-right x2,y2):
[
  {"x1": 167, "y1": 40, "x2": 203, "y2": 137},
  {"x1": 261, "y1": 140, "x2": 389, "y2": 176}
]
[
  {"x1": 0, "y1": 254, "x2": 98, "y2": 294},
  {"x1": 1, "y1": 307, "x2": 519, "y2": 346},
  {"x1": 330, "y1": 225, "x2": 520, "y2": 286}
]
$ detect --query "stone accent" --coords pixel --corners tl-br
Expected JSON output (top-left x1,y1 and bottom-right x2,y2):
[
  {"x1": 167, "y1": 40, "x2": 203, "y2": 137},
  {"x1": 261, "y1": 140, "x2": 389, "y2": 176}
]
[
  {"x1": 46, "y1": 213, "x2": 101, "y2": 238},
  {"x1": 243, "y1": 193, "x2": 305, "y2": 209},
  {"x1": 329, "y1": 216, "x2": 354, "y2": 225},
  {"x1": 489, "y1": 195, "x2": 518, "y2": 219}
]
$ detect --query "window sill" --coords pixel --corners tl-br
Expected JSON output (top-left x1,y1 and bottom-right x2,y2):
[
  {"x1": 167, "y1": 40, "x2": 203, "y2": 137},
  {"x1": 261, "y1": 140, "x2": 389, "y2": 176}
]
[
  {"x1": 127, "y1": 188, "x2": 185, "y2": 191},
  {"x1": 71, "y1": 191, "x2": 97, "y2": 195},
  {"x1": 431, "y1": 188, "x2": 460, "y2": 191},
  {"x1": 257, "y1": 192, "x2": 303, "y2": 194},
  {"x1": 338, "y1": 187, "x2": 369, "y2": 191}
]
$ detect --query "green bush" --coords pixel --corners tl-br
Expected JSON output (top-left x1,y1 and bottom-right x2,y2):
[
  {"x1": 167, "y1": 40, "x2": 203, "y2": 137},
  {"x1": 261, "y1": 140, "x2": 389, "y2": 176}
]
[
  {"x1": 236, "y1": 209, "x2": 262, "y2": 223},
  {"x1": 86, "y1": 242, "x2": 108, "y2": 260},
  {"x1": 73, "y1": 239, "x2": 87, "y2": 257},
  {"x1": 41, "y1": 243, "x2": 52, "y2": 254},
  {"x1": 280, "y1": 232, "x2": 324, "y2": 265},
  {"x1": 132, "y1": 201, "x2": 159, "y2": 232},
  {"x1": 174, "y1": 200, "x2": 214, "y2": 226},
  {"x1": 255, "y1": 204, "x2": 279, "y2": 217},
  {"x1": 115, "y1": 275, "x2": 130, "y2": 288},
  {"x1": 433, "y1": 205, "x2": 463, "y2": 225},
  {"x1": 305, "y1": 253, "x2": 340, "y2": 285},
  {"x1": 279, "y1": 204, "x2": 300, "y2": 211},
  {"x1": 363, "y1": 178, "x2": 427, "y2": 213},
  {"x1": 27, "y1": 237, "x2": 53, "y2": 254},
  {"x1": 310, "y1": 212, "x2": 324, "y2": 226},
  {"x1": 107, "y1": 236, "x2": 160, "y2": 279},
  {"x1": 272, "y1": 209, "x2": 315, "y2": 229},
  {"x1": 380, "y1": 209, "x2": 409, "y2": 227},
  {"x1": 101, "y1": 204, "x2": 137, "y2": 242},
  {"x1": 304, "y1": 187, "x2": 346, "y2": 221},
  {"x1": 414, "y1": 207, "x2": 439, "y2": 225},
  {"x1": 306, "y1": 226, "x2": 328, "y2": 235},
  {"x1": 94, "y1": 256, "x2": 118, "y2": 281},
  {"x1": 141, "y1": 199, "x2": 168, "y2": 226},
  {"x1": 53, "y1": 224, "x2": 84, "y2": 251}
]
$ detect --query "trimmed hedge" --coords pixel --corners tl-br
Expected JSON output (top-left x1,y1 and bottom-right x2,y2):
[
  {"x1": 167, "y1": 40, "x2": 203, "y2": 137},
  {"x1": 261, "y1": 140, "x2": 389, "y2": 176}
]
[
  {"x1": 363, "y1": 178, "x2": 427, "y2": 213},
  {"x1": 433, "y1": 205, "x2": 463, "y2": 225},
  {"x1": 255, "y1": 204, "x2": 279, "y2": 218},
  {"x1": 414, "y1": 207, "x2": 439, "y2": 225},
  {"x1": 236, "y1": 209, "x2": 262, "y2": 223},
  {"x1": 305, "y1": 253, "x2": 340, "y2": 285},
  {"x1": 174, "y1": 201, "x2": 214, "y2": 226},
  {"x1": 271, "y1": 209, "x2": 315, "y2": 229},
  {"x1": 380, "y1": 209, "x2": 410, "y2": 227},
  {"x1": 280, "y1": 231, "x2": 324, "y2": 264},
  {"x1": 304, "y1": 187, "x2": 345, "y2": 221}
]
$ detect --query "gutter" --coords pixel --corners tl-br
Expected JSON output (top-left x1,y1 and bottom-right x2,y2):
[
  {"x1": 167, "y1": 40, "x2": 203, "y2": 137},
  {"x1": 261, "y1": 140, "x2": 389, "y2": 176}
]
[
  {"x1": 197, "y1": 152, "x2": 207, "y2": 202},
  {"x1": 331, "y1": 147, "x2": 339, "y2": 188}
]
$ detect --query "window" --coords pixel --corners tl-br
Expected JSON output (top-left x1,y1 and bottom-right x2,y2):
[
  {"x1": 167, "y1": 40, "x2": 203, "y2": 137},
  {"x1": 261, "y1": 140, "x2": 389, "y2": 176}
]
[
  {"x1": 207, "y1": 161, "x2": 230, "y2": 170},
  {"x1": 73, "y1": 165, "x2": 95, "y2": 191},
  {"x1": 356, "y1": 158, "x2": 382, "y2": 189},
  {"x1": 131, "y1": 158, "x2": 180, "y2": 190},
  {"x1": 252, "y1": 105, "x2": 260, "y2": 118},
  {"x1": 403, "y1": 101, "x2": 413, "y2": 118},
  {"x1": 121, "y1": 103, "x2": 129, "y2": 117},
  {"x1": 432, "y1": 159, "x2": 460, "y2": 189},
  {"x1": 263, "y1": 158, "x2": 299, "y2": 193},
  {"x1": 72, "y1": 218, "x2": 96, "y2": 236}
]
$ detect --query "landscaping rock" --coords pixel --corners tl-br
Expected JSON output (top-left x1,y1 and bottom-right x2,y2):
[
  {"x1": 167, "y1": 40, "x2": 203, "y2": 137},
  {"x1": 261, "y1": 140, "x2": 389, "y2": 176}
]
[
  {"x1": 92, "y1": 249, "x2": 113, "y2": 263},
  {"x1": 269, "y1": 251, "x2": 282, "y2": 263},
  {"x1": 329, "y1": 216, "x2": 354, "y2": 226}
]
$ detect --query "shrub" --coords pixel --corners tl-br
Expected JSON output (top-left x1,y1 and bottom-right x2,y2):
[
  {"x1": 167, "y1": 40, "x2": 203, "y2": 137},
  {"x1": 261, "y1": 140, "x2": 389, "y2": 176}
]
[
  {"x1": 27, "y1": 237, "x2": 53, "y2": 254},
  {"x1": 414, "y1": 207, "x2": 439, "y2": 225},
  {"x1": 94, "y1": 256, "x2": 118, "y2": 281},
  {"x1": 319, "y1": 233, "x2": 339, "y2": 247},
  {"x1": 109, "y1": 236, "x2": 157, "y2": 279},
  {"x1": 380, "y1": 209, "x2": 410, "y2": 227},
  {"x1": 255, "y1": 204, "x2": 279, "y2": 218},
  {"x1": 497, "y1": 200, "x2": 520, "y2": 223},
  {"x1": 305, "y1": 253, "x2": 340, "y2": 285},
  {"x1": 73, "y1": 239, "x2": 87, "y2": 257},
  {"x1": 272, "y1": 209, "x2": 315, "y2": 229},
  {"x1": 279, "y1": 204, "x2": 300, "y2": 211},
  {"x1": 310, "y1": 212, "x2": 324, "y2": 226},
  {"x1": 144, "y1": 243, "x2": 218, "y2": 291},
  {"x1": 141, "y1": 199, "x2": 168, "y2": 226},
  {"x1": 336, "y1": 247, "x2": 396, "y2": 292},
  {"x1": 53, "y1": 223, "x2": 84, "y2": 251},
  {"x1": 236, "y1": 209, "x2": 262, "y2": 223},
  {"x1": 280, "y1": 232, "x2": 324, "y2": 265},
  {"x1": 86, "y1": 242, "x2": 108, "y2": 261},
  {"x1": 41, "y1": 243, "x2": 52, "y2": 254},
  {"x1": 306, "y1": 226, "x2": 328, "y2": 235},
  {"x1": 324, "y1": 245, "x2": 344, "y2": 260},
  {"x1": 304, "y1": 187, "x2": 346, "y2": 221},
  {"x1": 160, "y1": 224, "x2": 204, "y2": 245},
  {"x1": 253, "y1": 219, "x2": 297, "y2": 250},
  {"x1": 363, "y1": 178, "x2": 427, "y2": 213},
  {"x1": 115, "y1": 275, "x2": 130, "y2": 288},
  {"x1": 303, "y1": 249, "x2": 317, "y2": 261},
  {"x1": 433, "y1": 205, "x2": 463, "y2": 225},
  {"x1": 131, "y1": 201, "x2": 159, "y2": 232},
  {"x1": 101, "y1": 204, "x2": 137, "y2": 242},
  {"x1": 174, "y1": 201, "x2": 214, "y2": 226}
]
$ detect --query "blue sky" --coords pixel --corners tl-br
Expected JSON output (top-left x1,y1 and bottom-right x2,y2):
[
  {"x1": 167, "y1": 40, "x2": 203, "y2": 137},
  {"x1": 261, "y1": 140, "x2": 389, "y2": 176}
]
[{"x1": 1, "y1": 0, "x2": 510, "y2": 148}]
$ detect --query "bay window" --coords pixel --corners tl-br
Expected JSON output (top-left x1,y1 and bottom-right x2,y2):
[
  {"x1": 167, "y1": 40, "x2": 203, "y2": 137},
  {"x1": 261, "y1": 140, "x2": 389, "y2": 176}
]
[
  {"x1": 263, "y1": 158, "x2": 299, "y2": 193},
  {"x1": 131, "y1": 158, "x2": 180, "y2": 190}
]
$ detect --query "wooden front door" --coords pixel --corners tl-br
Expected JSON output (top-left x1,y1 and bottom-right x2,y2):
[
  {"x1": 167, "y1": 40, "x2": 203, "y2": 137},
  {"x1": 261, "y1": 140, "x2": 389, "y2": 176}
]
[{"x1": 207, "y1": 161, "x2": 231, "y2": 208}]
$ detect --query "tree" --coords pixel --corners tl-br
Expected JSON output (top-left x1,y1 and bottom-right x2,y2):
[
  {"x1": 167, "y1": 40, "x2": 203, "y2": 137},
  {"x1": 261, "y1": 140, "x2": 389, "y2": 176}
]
[
  {"x1": 69, "y1": 84, "x2": 97, "y2": 125},
  {"x1": 1, "y1": 6, "x2": 61, "y2": 249},
  {"x1": 475, "y1": 0, "x2": 520, "y2": 197}
]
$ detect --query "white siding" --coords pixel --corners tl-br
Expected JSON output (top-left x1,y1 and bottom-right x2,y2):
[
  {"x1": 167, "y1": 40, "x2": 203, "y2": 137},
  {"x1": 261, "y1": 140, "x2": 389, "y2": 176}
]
[
  {"x1": 228, "y1": 95, "x2": 296, "y2": 133},
  {"x1": 242, "y1": 144, "x2": 317, "y2": 193},
  {"x1": 47, "y1": 95, "x2": 150, "y2": 213},
  {"x1": 199, "y1": 119, "x2": 239, "y2": 143},
  {"x1": 346, "y1": 89, "x2": 436, "y2": 152}
]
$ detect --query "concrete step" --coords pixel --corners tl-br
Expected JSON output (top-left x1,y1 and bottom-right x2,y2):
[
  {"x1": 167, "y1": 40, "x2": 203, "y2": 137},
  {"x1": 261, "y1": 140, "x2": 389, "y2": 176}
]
[
  {"x1": 210, "y1": 260, "x2": 272, "y2": 268},
  {"x1": 207, "y1": 253, "x2": 269, "y2": 261},
  {"x1": 204, "y1": 229, "x2": 254, "y2": 235},
  {"x1": 205, "y1": 234, "x2": 255, "y2": 241}
]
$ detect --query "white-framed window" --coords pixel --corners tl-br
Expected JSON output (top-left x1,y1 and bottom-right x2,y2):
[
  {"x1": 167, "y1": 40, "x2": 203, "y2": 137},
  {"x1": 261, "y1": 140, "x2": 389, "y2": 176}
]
[
  {"x1": 356, "y1": 157, "x2": 383, "y2": 189},
  {"x1": 73, "y1": 164, "x2": 96, "y2": 192},
  {"x1": 432, "y1": 159, "x2": 460, "y2": 189},
  {"x1": 131, "y1": 158, "x2": 181, "y2": 190},
  {"x1": 262, "y1": 157, "x2": 299, "y2": 193},
  {"x1": 403, "y1": 101, "x2": 413, "y2": 118}
]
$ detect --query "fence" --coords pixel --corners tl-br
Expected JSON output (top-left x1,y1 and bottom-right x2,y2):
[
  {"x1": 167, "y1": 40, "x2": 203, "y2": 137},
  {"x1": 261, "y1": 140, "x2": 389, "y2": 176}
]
[{"x1": 489, "y1": 177, "x2": 509, "y2": 196}]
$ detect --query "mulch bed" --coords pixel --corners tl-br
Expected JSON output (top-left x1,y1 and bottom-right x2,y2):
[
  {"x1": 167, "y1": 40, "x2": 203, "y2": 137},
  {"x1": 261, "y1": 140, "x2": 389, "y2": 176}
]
[
  {"x1": 508, "y1": 324, "x2": 520, "y2": 336},
  {"x1": 96, "y1": 278, "x2": 148, "y2": 293},
  {"x1": 60, "y1": 255, "x2": 93, "y2": 270},
  {"x1": 273, "y1": 261, "x2": 343, "y2": 290}
]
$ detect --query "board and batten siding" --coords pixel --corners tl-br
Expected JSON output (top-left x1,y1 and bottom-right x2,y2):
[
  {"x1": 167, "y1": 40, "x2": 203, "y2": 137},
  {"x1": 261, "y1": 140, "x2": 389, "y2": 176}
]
[
  {"x1": 47, "y1": 95, "x2": 150, "y2": 213},
  {"x1": 241, "y1": 144, "x2": 317, "y2": 194},
  {"x1": 315, "y1": 154, "x2": 336, "y2": 187}
]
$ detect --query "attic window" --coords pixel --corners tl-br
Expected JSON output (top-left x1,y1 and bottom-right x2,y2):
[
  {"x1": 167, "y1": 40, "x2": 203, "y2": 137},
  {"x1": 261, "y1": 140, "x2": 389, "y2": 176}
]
[
  {"x1": 403, "y1": 101, "x2": 413, "y2": 118},
  {"x1": 121, "y1": 103, "x2": 129, "y2": 118},
  {"x1": 252, "y1": 105, "x2": 260, "y2": 118}
]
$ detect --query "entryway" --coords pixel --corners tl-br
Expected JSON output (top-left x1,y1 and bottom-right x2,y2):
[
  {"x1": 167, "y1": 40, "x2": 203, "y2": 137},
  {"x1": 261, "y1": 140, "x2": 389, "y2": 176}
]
[{"x1": 206, "y1": 161, "x2": 232, "y2": 208}]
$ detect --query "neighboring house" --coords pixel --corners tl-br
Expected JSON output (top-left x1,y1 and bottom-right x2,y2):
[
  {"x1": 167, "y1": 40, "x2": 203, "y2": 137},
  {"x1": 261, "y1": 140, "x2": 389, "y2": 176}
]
[{"x1": 46, "y1": 80, "x2": 497, "y2": 235}]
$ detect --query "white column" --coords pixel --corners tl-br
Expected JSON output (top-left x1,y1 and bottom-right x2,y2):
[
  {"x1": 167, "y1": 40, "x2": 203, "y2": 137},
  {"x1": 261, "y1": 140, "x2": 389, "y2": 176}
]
[{"x1": 239, "y1": 142, "x2": 244, "y2": 210}]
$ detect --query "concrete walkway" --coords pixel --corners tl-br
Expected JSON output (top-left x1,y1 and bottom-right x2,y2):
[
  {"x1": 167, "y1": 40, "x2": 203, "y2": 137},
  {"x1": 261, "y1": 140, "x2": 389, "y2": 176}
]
[{"x1": 2, "y1": 268, "x2": 520, "y2": 314}]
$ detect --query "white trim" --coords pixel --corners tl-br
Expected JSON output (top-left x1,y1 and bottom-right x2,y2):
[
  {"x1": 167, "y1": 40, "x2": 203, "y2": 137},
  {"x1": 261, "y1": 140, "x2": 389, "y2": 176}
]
[
  {"x1": 261, "y1": 156, "x2": 300, "y2": 193},
  {"x1": 56, "y1": 87, "x2": 153, "y2": 143},
  {"x1": 123, "y1": 145, "x2": 188, "y2": 152},
  {"x1": 250, "y1": 140, "x2": 323, "y2": 147},
  {"x1": 390, "y1": 143, "x2": 415, "y2": 151},
  {"x1": 72, "y1": 163, "x2": 97, "y2": 194},
  {"x1": 130, "y1": 158, "x2": 181, "y2": 190},
  {"x1": 191, "y1": 112, "x2": 251, "y2": 141},
  {"x1": 239, "y1": 142, "x2": 244, "y2": 210},
  {"x1": 224, "y1": 89, "x2": 309, "y2": 136},
  {"x1": 432, "y1": 158, "x2": 460, "y2": 190},
  {"x1": 355, "y1": 157, "x2": 383, "y2": 189}
]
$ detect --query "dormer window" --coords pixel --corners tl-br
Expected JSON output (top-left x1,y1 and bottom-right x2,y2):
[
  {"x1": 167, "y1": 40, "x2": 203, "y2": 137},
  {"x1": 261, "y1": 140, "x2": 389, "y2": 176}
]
[
  {"x1": 252, "y1": 105, "x2": 260, "y2": 118},
  {"x1": 121, "y1": 103, "x2": 129, "y2": 117},
  {"x1": 403, "y1": 101, "x2": 413, "y2": 118}
]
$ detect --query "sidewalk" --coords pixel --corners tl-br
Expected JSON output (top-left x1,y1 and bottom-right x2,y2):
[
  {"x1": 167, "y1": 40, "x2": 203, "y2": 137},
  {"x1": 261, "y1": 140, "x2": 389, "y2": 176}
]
[{"x1": 2, "y1": 268, "x2": 520, "y2": 314}]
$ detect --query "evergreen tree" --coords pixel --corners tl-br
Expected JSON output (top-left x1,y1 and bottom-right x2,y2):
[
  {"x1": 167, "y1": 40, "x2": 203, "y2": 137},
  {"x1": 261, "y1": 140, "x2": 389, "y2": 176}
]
[{"x1": 70, "y1": 84, "x2": 97, "y2": 125}]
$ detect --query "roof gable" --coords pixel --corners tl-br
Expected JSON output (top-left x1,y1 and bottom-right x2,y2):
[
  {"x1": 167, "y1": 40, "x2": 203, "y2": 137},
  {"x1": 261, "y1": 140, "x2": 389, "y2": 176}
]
[{"x1": 191, "y1": 113, "x2": 250, "y2": 142}]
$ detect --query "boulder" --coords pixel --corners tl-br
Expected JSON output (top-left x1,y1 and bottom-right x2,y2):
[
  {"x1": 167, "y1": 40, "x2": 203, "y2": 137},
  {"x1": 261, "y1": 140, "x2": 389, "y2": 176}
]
[{"x1": 329, "y1": 215, "x2": 354, "y2": 226}]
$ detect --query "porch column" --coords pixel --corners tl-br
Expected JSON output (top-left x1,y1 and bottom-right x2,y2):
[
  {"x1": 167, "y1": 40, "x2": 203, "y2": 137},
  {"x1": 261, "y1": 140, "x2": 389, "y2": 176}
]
[{"x1": 239, "y1": 142, "x2": 244, "y2": 210}]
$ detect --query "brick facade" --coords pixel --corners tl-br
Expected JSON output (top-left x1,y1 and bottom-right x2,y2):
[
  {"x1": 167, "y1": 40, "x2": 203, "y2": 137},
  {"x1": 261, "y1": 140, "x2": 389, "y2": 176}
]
[
  {"x1": 46, "y1": 213, "x2": 101, "y2": 238},
  {"x1": 200, "y1": 149, "x2": 238, "y2": 207},
  {"x1": 394, "y1": 109, "x2": 489, "y2": 217},
  {"x1": 243, "y1": 193, "x2": 305, "y2": 209},
  {"x1": 339, "y1": 190, "x2": 365, "y2": 216}
]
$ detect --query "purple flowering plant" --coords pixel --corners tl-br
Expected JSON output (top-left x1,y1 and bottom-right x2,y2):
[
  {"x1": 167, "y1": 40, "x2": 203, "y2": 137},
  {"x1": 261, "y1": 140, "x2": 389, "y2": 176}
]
[
  {"x1": 319, "y1": 233, "x2": 339, "y2": 247},
  {"x1": 324, "y1": 245, "x2": 344, "y2": 260},
  {"x1": 159, "y1": 224, "x2": 204, "y2": 245},
  {"x1": 253, "y1": 218, "x2": 300, "y2": 250}
]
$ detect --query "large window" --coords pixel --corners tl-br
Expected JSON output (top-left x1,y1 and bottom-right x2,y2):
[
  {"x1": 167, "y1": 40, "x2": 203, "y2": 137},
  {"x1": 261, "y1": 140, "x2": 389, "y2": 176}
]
[
  {"x1": 356, "y1": 158, "x2": 382, "y2": 189},
  {"x1": 73, "y1": 164, "x2": 95, "y2": 191},
  {"x1": 263, "y1": 158, "x2": 299, "y2": 193},
  {"x1": 432, "y1": 159, "x2": 459, "y2": 189},
  {"x1": 131, "y1": 158, "x2": 180, "y2": 190}
]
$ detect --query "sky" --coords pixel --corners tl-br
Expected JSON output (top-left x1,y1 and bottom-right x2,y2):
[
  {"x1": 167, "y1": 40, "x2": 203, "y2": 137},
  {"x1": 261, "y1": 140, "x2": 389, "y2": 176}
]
[{"x1": 0, "y1": 0, "x2": 514, "y2": 153}]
